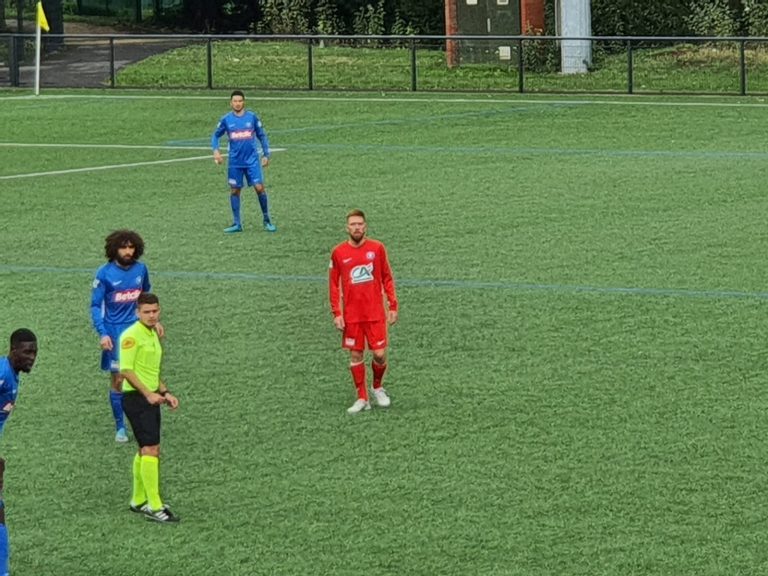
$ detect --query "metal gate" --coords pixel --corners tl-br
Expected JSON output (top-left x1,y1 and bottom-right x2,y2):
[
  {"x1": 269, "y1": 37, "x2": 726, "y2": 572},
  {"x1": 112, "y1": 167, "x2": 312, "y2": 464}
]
[{"x1": 455, "y1": 0, "x2": 521, "y2": 64}]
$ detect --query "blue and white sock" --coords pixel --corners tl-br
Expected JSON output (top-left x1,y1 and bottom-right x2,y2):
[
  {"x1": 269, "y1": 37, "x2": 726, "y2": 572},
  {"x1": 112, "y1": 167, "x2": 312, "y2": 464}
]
[
  {"x1": 0, "y1": 523, "x2": 10, "y2": 576},
  {"x1": 109, "y1": 390, "x2": 124, "y2": 431},
  {"x1": 257, "y1": 192, "x2": 270, "y2": 223},
  {"x1": 230, "y1": 194, "x2": 242, "y2": 227}
]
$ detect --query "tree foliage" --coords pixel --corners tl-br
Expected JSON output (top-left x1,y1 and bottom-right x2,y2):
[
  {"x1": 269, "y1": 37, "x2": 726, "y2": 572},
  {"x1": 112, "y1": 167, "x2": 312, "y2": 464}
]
[
  {"x1": 66, "y1": 0, "x2": 768, "y2": 38},
  {"x1": 589, "y1": 0, "x2": 692, "y2": 37},
  {"x1": 170, "y1": 0, "x2": 442, "y2": 34}
]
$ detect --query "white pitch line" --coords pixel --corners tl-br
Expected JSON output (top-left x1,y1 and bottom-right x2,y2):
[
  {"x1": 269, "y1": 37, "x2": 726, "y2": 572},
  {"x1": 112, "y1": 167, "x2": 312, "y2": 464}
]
[
  {"x1": 0, "y1": 142, "x2": 210, "y2": 150},
  {"x1": 0, "y1": 154, "x2": 212, "y2": 180},
  {"x1": 0, "y1": 142, "x2": 287, "y2": 151},
  {"x1": 2, "y1": 92, "x2": 768, "y2": 109}
]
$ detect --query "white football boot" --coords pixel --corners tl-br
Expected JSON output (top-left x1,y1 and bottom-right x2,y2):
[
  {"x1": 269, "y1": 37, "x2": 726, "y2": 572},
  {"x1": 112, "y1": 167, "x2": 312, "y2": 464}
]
[
  {"x1": 347, "y1": 398, "x2": 371, "y2": 414},
  {"x1": 372, "y1": 387, "x2": 391, "y2": 408}
]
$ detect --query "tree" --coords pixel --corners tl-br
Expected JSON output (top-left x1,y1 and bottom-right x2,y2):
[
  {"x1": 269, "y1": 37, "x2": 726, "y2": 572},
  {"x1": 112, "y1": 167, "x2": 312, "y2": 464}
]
[
  {"x1": 42, "y1": 0, "x2": 65, "y2": 50},
  {"x1": 181, "y1": 0, "x2": 220, "y2": 31},
  {"x1": 315, "y1": 0, "x2": 342, "y2": 35}
]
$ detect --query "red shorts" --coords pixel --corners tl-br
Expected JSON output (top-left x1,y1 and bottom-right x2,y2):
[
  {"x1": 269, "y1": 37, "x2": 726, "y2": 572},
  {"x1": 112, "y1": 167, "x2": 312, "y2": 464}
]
[{"x1": 342, "y1": 321, "x2": 388, "y2": 351}]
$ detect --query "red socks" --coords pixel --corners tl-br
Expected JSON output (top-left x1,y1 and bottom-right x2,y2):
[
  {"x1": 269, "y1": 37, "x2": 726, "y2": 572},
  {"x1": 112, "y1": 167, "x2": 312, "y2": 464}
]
[
  {"x1": 350, "y1": 362, "x2": 367, "y2": 401},
  {"x1": 350, "y1": 361, "x2": 388, "y2": 399},
  {"x1": 372, "y1": 361, "x2": 387, "y2": 389}
]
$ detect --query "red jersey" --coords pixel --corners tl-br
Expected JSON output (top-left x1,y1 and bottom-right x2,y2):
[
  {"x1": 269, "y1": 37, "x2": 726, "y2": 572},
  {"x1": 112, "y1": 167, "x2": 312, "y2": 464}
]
[{"x1": 329, "y1": 238, "x2": 398, "y2": 323}]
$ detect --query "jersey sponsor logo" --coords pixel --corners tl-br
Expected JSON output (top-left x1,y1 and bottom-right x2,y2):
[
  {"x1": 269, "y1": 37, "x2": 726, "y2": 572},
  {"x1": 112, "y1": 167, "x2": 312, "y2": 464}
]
[
  {"x1": 366, "y1": 251, "x2": 375, "y2": 260},
  {"x1": 122, "y1": 337, "x2": 136, "y2": 350},
  {"x1": 230, "y1": 130, "x2": 254, "y2": 140},
  {"x1": 343, "y1": 257, "x2": 353, "y2": 263},
  {"x1": 350, "y1": 263, "x2": 374, "y2": 284},
  {"x1": 113, "y1": 280, "x2": 122, "y2": 286},
  {"x1": 114, "y1": 289, "x2": 141, "y2": 303}
]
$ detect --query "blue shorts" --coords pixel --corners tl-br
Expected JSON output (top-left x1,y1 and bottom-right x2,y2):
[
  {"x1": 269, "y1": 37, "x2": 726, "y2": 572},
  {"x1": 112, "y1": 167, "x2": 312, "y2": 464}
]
[
  {"x1": 100, "y1": 323, "x2": 133, "y2": 373},
  {"x1": 228, "y1": 164, "x2": 263, "y2": 189}
]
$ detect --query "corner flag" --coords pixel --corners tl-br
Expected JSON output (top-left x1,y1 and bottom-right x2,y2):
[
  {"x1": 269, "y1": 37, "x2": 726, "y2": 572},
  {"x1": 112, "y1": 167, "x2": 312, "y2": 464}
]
[
  {"x1": 36, "y1": 2, "x2": 50, "y2": 33},
  {"x1": 34, "y1": 1, "x2": 50, "y2": 95}
]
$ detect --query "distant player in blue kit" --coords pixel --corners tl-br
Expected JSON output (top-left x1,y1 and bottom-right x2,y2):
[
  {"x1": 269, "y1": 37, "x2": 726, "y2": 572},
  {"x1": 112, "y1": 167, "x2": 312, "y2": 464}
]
[
  {"x1": 0, "y1": 328, "x2": 38, "y2": 576},
  {"x1": 211, "y1": 89, "x2": 276, "y2": 234},
  {"x1": 91, "y1": 230, "x2": 157, "y2": 443}
]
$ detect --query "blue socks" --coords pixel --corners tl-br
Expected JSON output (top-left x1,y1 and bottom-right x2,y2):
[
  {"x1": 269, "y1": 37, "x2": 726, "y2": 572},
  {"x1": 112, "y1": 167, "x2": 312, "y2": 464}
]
[
  {"x1": 109, "y1": 390, "x2": 124, "y2": 431},
  {"x1": 230, "y1": 194, "x2": 242, "y2": 227},
  {"x1": 257, "y1": 192, "x2": 271, "y2": 223},
  {"x1": 0, "y1": 524, "x2": 9, "y2": 576}
]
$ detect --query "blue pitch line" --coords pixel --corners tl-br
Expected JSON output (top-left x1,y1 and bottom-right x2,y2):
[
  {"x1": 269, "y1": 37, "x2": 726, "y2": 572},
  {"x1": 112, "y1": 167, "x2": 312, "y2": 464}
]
[
  {"x1": 162, "y1": 140, "x2": 768, "y2": 161},
  {"x1": 269, "y1": 106, "x2": 536, "y2": 135},
  {"x1": 282, "y1": 142, "x2": 768, "y2": 160},
  {"x1": 1, "y1": 264, "x2": 767, "y2": 301},
  {"x1": 165, "y1": 106, "x2": 535, "y2": 148}
]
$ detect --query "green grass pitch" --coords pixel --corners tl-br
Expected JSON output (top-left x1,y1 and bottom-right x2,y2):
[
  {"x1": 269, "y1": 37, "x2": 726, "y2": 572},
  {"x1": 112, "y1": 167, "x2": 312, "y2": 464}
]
[{"x1": 1, "y1": 90, "x2": 768, "y2": 575}]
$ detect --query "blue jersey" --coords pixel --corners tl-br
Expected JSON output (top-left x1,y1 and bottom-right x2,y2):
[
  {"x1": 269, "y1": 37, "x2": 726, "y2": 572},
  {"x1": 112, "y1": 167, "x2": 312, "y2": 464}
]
[
  {"x1": 91, "y1": 261, "x2": 151, "y2": 337},
  {"x1": 0, "y1": 357, "x2": 20, "y2": 436},
  {"x1": 211, "y1": 110, "x2": 270, "y2": 168}
]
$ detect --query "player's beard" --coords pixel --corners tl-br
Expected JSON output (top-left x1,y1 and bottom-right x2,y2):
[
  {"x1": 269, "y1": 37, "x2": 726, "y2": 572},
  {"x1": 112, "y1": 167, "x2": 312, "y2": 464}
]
[
  {"x1": 349, "y1": 231, "x2": 365, "y2": 244},
  {"x1": 116, "y1": 255, "x2": 135, "y2": 267}
]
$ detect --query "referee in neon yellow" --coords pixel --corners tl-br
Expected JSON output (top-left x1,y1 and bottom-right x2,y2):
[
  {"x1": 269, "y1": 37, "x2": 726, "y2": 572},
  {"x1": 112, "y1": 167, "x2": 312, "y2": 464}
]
[{"x1": 119, "y1": 292, "x2": 180, "y2": 523}]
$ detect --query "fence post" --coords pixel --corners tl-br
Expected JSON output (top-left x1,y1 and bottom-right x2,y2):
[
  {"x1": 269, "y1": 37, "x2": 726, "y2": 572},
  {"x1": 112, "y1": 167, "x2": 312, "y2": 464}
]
[
  {"x1": 626, "y1": 39, "x2": 634, "y2": 95},
  {"x1": 410, "y1": 38, "x2": 417, "y2": 92},
  {"x1": 739, "y1": 39, "x2": 746, "y2": 96},
  {"x1": 307, "y1": 39, "x2": 314, "y2": 90},
  {"x1": 109, "y1": 37, "x2": 116, "y2": 88},
  {"x1": 9, "y1": 36, "x2": 19, "y2": 87},
  {"x1": 517, "y1": 38, "x2": 524, "y2": 93},
  {"x1": 206, "y1": 37, "x2": 213, "y2": 89}
]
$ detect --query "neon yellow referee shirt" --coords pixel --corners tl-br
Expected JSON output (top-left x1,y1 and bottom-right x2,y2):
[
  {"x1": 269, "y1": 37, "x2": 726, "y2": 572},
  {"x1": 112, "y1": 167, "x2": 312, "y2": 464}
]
[{"x1": 119, "y1": 321, "x2": 162, "y2": 393}]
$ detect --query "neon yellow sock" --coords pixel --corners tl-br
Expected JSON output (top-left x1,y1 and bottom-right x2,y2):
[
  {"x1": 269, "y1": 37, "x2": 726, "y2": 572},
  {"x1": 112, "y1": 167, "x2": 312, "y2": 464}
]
[
  {"x1": 131, "y1": 453, "x2": 146, "y2": 506},
  {"x1": 140, "y1": 455, "x2": 162, "y2": 511}
]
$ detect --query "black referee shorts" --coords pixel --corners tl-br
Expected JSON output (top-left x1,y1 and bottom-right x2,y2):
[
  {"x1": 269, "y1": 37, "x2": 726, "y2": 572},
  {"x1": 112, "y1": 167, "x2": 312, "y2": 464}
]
[{"x1": 122, "y1": 392, "x2": 162, "y2": 447}]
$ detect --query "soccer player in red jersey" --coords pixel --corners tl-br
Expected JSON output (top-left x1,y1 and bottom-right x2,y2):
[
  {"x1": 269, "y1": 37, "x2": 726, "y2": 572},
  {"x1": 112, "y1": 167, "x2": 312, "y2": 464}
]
[{"x1": 329, "y1": 209, "x2": 398, "y2": 414}]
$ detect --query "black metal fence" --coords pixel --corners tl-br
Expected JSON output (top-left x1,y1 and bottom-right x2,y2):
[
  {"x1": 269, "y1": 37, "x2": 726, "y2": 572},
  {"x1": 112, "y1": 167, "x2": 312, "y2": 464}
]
[{"x1": 3, "y1": 33, "x2": 768, "y2": 95}]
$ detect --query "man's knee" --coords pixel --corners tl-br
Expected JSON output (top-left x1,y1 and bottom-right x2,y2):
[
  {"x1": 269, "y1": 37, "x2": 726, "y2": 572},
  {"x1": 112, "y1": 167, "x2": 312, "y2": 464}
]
[
  {"x1": 254, "y1": 183, "x2": 265, "y2": 194},
  {"x1": 110, "y1": 373, "x2": 123, "y2": 391},
  {"x1": 140, "y1": 445, "x2": 160, "y2": 457}
]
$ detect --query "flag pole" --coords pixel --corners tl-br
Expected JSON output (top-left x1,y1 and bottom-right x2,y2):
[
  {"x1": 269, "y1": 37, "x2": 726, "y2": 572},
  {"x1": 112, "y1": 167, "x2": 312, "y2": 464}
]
[
  {"x1": 35, "y1": 18, "x2": 42, "y2": 96},
  {"x1": 34, "y1": 1, "x2": 50, "y2": 96}
]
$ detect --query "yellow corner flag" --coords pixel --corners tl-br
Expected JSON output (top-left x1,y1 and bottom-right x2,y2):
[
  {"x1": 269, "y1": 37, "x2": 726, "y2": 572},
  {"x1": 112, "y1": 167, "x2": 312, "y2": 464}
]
[{"x1": 36, "y1": 1, "x2": 50, "y2": 32}]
